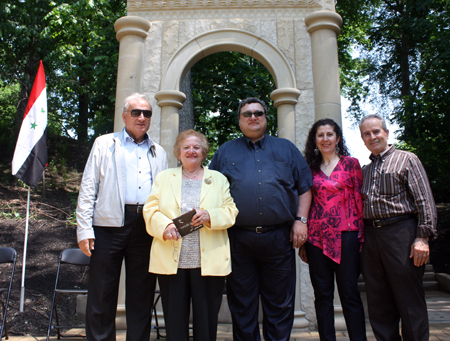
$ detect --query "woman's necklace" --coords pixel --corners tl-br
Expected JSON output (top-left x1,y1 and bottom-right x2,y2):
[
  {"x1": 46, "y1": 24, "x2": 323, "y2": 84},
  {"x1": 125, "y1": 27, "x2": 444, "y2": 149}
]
[
  {"x1": 321, "y1": 155, "x2": 339, "y2": 171},
  {"x1": 182, "y1": 167, "x2": 202, "y2": 181}
]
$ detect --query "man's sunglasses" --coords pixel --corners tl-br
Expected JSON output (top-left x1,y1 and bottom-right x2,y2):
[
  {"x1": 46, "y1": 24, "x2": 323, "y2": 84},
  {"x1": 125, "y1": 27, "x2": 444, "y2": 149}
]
[
  {"x1": 241, "y1": 110, "x2": 265, "y2": 118},
  {"x1": 128, "y1": 109, "x2": 152, "y2": 118}
]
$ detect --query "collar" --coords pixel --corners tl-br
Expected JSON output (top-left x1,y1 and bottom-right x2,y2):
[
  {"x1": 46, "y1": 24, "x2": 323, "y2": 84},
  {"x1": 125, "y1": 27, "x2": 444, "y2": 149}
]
[
  {"x1": 369, "y1": 144, "x2": 395, "y2": 162},
  {"x1": 123, "y1": 128, "x2": 152, "y2": 147},
  {"x1": 243, "y1": 133, "x2": 266, "y2": 149}
]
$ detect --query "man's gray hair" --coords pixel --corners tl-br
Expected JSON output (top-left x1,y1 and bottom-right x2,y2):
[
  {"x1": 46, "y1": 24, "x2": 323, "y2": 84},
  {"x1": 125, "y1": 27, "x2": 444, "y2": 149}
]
[
  {"x1": 359, "y1": 114, "x2": 388, "y2": 133},
  {"x1": 123, "y1": 93, "x2": 149, "y2": 112}
]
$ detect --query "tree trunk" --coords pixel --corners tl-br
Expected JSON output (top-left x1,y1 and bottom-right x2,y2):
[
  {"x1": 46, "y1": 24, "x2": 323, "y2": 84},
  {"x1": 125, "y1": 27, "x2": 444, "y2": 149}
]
[
  {"x1": 179, "y1": 70, "x2": 194, "y2": 133},
  {"x1": 77, "y1": 75, "x2": 89, "y2": 142}
]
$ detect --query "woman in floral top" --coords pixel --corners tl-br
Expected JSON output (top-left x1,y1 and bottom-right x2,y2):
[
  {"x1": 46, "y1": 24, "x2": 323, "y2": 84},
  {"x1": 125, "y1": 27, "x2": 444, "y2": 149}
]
[{"x1": 300, "y1": 119, "x2": 367, "y2": 341}]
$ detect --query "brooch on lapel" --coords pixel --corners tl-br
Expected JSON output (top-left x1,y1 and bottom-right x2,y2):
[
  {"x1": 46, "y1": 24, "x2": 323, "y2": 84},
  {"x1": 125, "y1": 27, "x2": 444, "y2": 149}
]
[{"x1": 204, "y1": 178, "x2": 212, "y2": 185}]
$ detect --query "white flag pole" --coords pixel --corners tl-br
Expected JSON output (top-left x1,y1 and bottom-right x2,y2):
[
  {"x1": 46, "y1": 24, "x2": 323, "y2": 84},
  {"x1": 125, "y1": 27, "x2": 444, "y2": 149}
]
[{"x1": 19, "y1": 186, "x2": 31, "y2": 312}]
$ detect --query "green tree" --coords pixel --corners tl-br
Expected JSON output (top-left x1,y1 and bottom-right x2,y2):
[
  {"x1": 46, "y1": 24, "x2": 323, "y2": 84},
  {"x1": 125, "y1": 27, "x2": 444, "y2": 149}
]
[
  {"x1": 43, "y1": 0, "x2": 126, "y2": 141},
  {"x1": 337, "y1": 0, "x2": 450, "y2": 201}
]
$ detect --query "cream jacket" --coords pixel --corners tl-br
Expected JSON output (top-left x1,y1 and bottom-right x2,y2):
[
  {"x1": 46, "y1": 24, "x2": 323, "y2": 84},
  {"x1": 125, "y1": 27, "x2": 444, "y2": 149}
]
[
  {"x1": 143, "y1": 167, "x2": 238, "y2": 276},
  {"x1": 76, "y1": 128, "x2": 168, "y2": 242}
]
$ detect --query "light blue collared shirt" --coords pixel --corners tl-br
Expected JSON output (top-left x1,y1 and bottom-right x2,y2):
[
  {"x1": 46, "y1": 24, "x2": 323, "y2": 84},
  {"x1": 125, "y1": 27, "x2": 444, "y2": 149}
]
[{"x1": 123, "y1": 129, "x2": 153, "y2": 205}]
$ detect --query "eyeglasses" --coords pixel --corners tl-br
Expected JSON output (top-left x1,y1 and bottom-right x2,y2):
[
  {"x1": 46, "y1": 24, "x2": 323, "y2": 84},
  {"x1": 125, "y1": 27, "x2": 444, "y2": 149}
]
[
  {"x1": 241, "y1": 110, "x2": 265, "y2": 118},
  {"x1": 127, "y1": 109, "x2": 152, "y2": 118}
]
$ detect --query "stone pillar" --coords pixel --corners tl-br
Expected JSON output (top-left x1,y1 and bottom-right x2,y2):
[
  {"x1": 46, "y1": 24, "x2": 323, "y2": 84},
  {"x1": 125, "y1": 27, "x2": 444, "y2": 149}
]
[
  {"x1": 155, "y1": 90, "x2": 187, "y2": 167},
  {"x1": 271, "y1": 87, "x2": 310, "y2": 329},
  {"x1": 114, "y1": 16, "x2": 151, "y2": 132},
  {"x1": 271, "y1": 88, "x2": 302, "y2": 142},
  {"x1": 305, "y1": 11, "x2": 343, "y2": 126},
  {"x1": 113, "y1": 16, "x2": 151, "y2": 330}
]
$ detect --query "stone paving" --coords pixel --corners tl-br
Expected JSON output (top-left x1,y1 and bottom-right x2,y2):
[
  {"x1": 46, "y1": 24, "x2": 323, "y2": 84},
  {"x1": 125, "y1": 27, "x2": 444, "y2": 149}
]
[{"x1": 7, "y1": 290, "x2": 450, "y2": 340}]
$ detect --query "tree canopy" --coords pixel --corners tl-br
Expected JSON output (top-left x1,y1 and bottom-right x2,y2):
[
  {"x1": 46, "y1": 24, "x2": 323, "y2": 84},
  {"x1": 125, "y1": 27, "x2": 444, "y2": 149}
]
[{"x1": 337, "y1": 0, "x2": 450, "y2": 201}]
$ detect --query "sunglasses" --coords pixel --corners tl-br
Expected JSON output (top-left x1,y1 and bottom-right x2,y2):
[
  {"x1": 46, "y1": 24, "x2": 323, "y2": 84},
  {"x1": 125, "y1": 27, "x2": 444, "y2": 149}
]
[
  {"x1": 128, "y1": 109, "x2": 152, "y2": 118},
  {"x1": 241, "y1": 110, "x2": 265, "y2": 118}
]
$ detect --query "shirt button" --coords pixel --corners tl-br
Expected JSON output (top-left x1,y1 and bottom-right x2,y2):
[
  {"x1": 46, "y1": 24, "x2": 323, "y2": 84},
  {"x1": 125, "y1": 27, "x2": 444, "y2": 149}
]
[
  {"x1": 139, "y1": 157, "x2": 141, "y2": 159},
  {"x1": 257, "y1": 160, "x2": 260, "y2": 162},
  {"x1": 259, "y1": 197, "x2": 262, "y2": 200},
  {"x1": 232, "y1": 163, "x2": 235, "y2": 165},
  {"x1": 139, "y1": 171, "x2": 141, "y2": 174},
  {"x1": 260, "y1": 213, "x2": 263, "y2": 215},
  {"x1": 139, "y1": 186, "x2": 141, "y2": 189},
  {"x1": 258, "y1": 170, "x2": 261, "y2": 172},
  {"x1": 259, "y1": 183, "x2": 261, "y2": 186}
]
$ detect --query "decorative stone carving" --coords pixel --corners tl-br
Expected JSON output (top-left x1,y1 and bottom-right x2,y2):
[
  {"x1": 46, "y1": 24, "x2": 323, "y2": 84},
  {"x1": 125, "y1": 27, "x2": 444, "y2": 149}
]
[{"x1": 128, "y1": 0, "x2": 322, "y2": 11}]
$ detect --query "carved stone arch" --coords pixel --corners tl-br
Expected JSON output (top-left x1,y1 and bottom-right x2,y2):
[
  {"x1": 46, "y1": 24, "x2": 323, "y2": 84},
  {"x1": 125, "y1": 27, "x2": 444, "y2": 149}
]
[
  {"x1": 160, "y1": 28, "x2": 297, "y2": 91},
  {"x1": 156, "y1": 29, "x2": 301, "y2": 167}
]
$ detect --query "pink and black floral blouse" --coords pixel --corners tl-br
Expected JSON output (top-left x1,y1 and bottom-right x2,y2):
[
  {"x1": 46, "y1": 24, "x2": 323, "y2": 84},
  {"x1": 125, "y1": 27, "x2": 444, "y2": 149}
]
[{"x1": 307, "y1": 156, "x2": 364, "y2": 264}]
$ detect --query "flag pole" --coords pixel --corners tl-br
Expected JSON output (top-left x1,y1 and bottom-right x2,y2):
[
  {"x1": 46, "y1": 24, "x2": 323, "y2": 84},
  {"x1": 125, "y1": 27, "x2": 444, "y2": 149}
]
[{"x1": 19, "y1": 186, "x2": 31, "y2": 312}]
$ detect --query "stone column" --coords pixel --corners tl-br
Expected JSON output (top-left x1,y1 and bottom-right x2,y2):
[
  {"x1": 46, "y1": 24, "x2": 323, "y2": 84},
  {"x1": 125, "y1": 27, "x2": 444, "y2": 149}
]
[
  {"x1": 155, "y1": 90, "x2": 187, "y2": 167},
  {"x1": 271, "y1": 87, "x2": 310, "y2": 328},
  {"x1": 305, "y1": 11, "x2": 343, "y2": 126},
  {"x1": 271, "y1": 88, "x2": 302, "y2": 142},
  {"x1": 113, "y1": 16, "x2": 151, "y2": 330},
  {"x1": 114, "y1": 16, "x2": 152, "y2": 132}
]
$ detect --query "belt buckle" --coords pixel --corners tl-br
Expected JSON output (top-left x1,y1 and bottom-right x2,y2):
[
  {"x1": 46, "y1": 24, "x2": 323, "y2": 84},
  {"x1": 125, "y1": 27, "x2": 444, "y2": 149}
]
[
  {"x1": 136, "y1": 206, "x2": 142, "y2": 214},
  {"x1": 256, "y1": 226, "x2": 263, "y2": 233},
  {"x1": 373, "y1": 220, "x2": 381, "y2": 228}
]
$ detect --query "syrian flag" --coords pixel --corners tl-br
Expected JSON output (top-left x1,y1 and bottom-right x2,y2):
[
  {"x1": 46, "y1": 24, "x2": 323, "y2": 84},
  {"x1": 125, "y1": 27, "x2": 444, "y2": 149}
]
[{"x1": 12, "y1": 60, "x2": 48, "y2": 188}]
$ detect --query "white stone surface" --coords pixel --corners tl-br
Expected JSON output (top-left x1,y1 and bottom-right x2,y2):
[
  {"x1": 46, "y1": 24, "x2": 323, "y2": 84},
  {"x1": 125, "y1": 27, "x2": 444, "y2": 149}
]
[{"x1": 114, "y1": 1, "x2": 343, "y2": 331}]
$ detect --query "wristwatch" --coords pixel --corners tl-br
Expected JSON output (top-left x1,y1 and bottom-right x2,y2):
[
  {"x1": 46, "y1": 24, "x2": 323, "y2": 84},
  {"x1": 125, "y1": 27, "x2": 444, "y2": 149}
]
[{"x1": 296, "y1": 216, "x2": 308, "y2": 224}]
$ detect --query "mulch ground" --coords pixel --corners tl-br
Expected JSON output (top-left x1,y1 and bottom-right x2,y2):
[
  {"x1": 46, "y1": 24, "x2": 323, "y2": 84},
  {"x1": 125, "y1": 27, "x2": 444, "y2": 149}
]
[{"x1": 0, "y1": 179, "x2": 449, "y2": 337}]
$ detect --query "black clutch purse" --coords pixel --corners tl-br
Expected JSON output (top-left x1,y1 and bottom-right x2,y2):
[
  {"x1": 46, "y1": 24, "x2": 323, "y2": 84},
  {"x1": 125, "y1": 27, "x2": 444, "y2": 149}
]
[{"x1": 173, "y1": 209, "x2": 203, "y2": 237}]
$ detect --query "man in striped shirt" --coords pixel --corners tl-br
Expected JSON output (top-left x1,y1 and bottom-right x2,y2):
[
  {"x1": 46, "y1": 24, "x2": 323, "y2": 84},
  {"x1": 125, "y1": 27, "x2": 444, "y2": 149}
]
[{"x1": 359, "y1": 114, "x2": 437, "y2": 341}]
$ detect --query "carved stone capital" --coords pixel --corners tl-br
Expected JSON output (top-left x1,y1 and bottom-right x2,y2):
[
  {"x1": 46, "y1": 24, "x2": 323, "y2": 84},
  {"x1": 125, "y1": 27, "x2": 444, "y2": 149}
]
[
  {"x1": 114, "y1": 16, "x2": 152, "y2": 41},
  {"x1": 155, "y1": 90, "x2": 187, "y2": 109},
  {"x1": 271, "y1": 88, "x2": 301, "y2": 107},
  {"x1": 304, "y1": 10, "x2": 342, "y2": 35}
]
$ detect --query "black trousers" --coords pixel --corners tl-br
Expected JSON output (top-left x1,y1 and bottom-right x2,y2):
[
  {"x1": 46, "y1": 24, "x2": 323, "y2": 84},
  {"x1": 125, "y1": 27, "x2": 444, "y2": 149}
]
[
  {"x1": 305, "y1": 231, "x2": 366, "y2": 341},
  {"x1": 158, "y1": 268, "x2": 225, "y2": 341},
  {"x1": 361, "y1": 217, "x2": 428, "y2": 341},
  {"x1": 86, "y1": 211, "x2": 156, "y2": 341},
  {"x1": 226, "y1": 225, "x2": 295, "y2": 341}
]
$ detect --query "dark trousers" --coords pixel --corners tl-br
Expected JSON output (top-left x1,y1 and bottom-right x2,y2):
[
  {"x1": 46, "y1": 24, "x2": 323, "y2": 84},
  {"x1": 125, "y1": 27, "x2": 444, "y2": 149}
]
[
  {"x1": 227, "y1": 226, "x2": 295, "y2": 341},
  {"x1": 361, "y1": 217, "x2": 428, "y2": 341},
  {"x1": 158, "y1": 268, "x2": 225, "y2": 341},
  {"x1": 86, "y1": 211, "x2": 156, "y2": 341},
  {"x1": 305, "y1": 232, "x2": 366, "y2": 341}
]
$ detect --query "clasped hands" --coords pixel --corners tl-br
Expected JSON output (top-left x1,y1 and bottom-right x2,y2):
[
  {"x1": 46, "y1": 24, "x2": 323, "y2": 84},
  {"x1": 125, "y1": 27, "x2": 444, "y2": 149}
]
[{"x1": 163, "y1": 209, "x2": 210, "y2": 241}]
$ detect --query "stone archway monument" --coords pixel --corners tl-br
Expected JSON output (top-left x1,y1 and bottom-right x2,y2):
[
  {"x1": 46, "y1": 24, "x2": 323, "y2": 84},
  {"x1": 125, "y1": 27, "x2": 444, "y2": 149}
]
[{"x1": 113, "y1": 0, "x2": 343, "y2": 331}]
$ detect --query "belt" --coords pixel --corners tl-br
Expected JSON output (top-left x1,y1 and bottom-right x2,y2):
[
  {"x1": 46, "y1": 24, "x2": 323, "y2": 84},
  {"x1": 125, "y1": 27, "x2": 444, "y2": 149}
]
[
  {"x1": 125, "y1": 205, "x2": 144, "y2": 214},
  {"x1": 237, "y1": 223, "x2": 287, "y2": 233},
  {"x1": 365, "y1": 214, "x2": 415, "y2": 228}
]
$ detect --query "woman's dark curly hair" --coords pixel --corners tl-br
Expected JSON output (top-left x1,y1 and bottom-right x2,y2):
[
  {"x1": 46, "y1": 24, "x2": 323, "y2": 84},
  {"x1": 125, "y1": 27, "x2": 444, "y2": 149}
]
[{"x1": 304, "y1": 118, "x2": 350, "y2": 172}]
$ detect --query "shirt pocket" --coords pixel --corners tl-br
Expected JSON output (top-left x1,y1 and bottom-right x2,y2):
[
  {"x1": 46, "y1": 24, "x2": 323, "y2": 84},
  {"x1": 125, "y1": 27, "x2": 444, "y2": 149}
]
[
  {"x1": 378, "y1": 173, "x2": 400, "y2": 195},
  {"x1": 273, "y1": 161, "x2": 293, "y2": 186}
]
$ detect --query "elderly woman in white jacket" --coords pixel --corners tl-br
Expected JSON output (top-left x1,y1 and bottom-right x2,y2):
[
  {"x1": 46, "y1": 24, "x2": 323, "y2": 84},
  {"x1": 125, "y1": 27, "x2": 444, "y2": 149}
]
[{"x1": 143, "y1": 129, "x2": 238, "y2": 341}]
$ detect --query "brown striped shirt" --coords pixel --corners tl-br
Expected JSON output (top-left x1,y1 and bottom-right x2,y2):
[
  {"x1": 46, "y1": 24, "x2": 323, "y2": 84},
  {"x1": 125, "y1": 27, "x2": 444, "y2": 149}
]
[{"x1": 361, "y1": 145, "x2": 437, "y2": 238}]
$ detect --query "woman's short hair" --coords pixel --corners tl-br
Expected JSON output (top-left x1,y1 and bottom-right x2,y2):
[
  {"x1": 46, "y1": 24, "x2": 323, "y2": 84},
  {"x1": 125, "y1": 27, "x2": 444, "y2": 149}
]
[
  {"x1": 173, "y1": 129, "x2": 210, "y2": 161},
  {"x1": 304, "y1": 118, "x2": 350, "y2": 172}
]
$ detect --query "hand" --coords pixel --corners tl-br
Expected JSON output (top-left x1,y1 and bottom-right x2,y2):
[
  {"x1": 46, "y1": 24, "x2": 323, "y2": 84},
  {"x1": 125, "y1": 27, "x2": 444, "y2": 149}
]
[
  {"x1": 410, "y1": 237, "x2": 429, "y2": 267},
  {"x1": 192, "y1": 209, "x2": 210, "y2": 227},
  {"x1": 163, "y1": 223, "x2": 180, "y2": 241},
  {"x1": 78, "y1": 239, "x2": 95, "y2": 257},
  {"x1": 290, "y1": 220, "x2": 308, "y2": 249},
  {"x1": 298, "y1": 245, "x2": 308, "y2": 263}
]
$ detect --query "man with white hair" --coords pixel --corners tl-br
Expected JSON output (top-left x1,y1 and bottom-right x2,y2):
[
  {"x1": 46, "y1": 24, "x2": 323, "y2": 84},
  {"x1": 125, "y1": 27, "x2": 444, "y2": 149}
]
[
  {"x1": 359, "y1": 113, "x2": 437, "y2": 340},
  {"x1": 76, "y1": 93, "x2": 167, "y2": 340}
]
